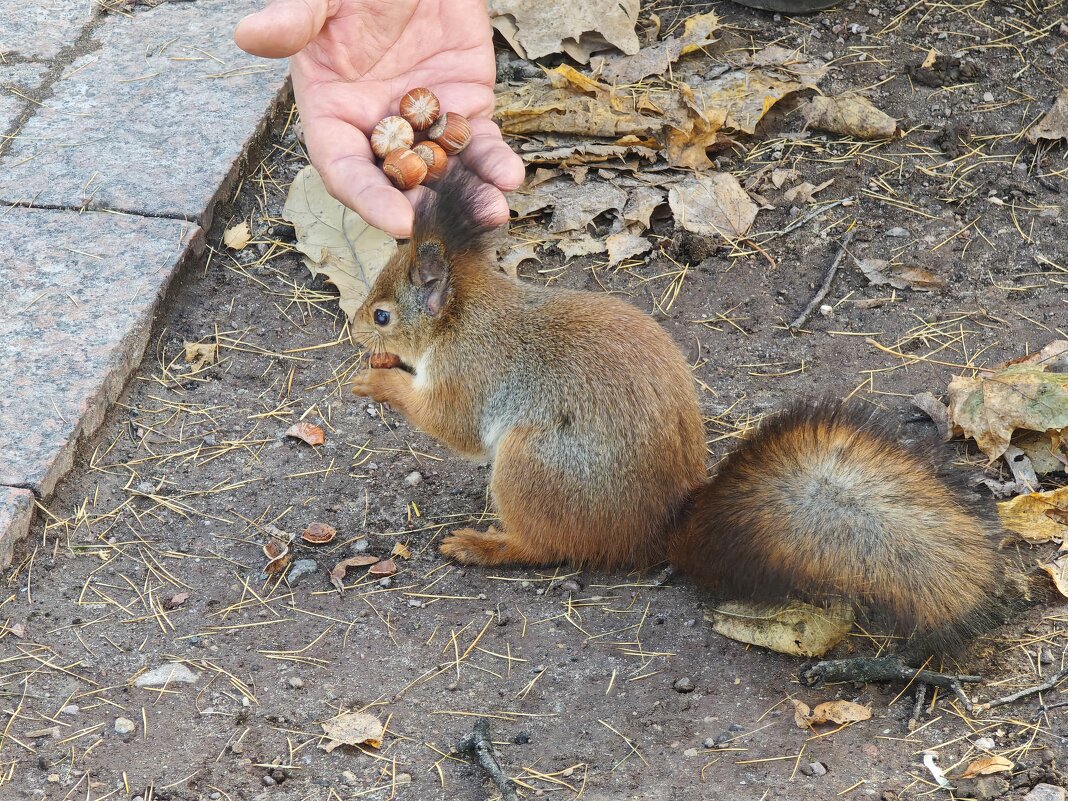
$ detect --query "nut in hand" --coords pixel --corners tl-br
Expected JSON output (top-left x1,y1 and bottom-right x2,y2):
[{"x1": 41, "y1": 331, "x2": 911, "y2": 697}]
[
  {"x1": 382, "y1": 148, "x2": 427, "y2": 190},
  {"x1": 413, "y1": 141, "x2": 448, "y2": 182},
  {"x1": 428, "y1": 112, "x2": 472, "y2": 155},
  {"x1": 399, "y1": 87, "x2": 441, "y2": 131},
  {"x1": 370, "y1": 116, "x2": 414, "y2": 160}
]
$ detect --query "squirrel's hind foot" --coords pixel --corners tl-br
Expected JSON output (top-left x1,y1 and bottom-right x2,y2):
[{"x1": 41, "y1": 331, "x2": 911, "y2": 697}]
[{"x1": 441, "y1": 526, "x2": 523, "y2": 566}]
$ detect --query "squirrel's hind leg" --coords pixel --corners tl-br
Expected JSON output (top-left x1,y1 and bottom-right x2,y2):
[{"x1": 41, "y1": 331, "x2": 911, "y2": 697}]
[{"x1": 439, "y1": 526, "x2": 540, "y2": 566}]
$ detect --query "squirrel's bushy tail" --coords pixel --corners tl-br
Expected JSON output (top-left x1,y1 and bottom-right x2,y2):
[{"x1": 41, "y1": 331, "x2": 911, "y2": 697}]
[{"x1": 671, "y1": 399, "x2": 1007, "y2": 655}]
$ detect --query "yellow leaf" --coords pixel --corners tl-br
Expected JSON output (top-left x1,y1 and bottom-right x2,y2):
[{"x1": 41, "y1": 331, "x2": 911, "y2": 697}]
[
  {"x1": 803, "y1": 94, "x2": 899, "y2": 139},
  {"x1": 320, "y1": 711, "x2": 384, "y2": 752},
  {"x1": 708, "y1": 599, "x2": 853, "y2": 657},
  {"x1": 1040, "y1": 554, "x2": 1068, "y2": 599},
  {"x1": 183, "y1": 341, "x2": 218, "y2": 370},
  {"x1": 997, "y1": 485, "x2": 1068, "y2": 544}
]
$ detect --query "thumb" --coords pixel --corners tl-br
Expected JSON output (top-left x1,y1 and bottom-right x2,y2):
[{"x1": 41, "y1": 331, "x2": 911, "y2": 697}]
[{"x1": 234, "y1": 0, "x2": 333, "y2": 59}]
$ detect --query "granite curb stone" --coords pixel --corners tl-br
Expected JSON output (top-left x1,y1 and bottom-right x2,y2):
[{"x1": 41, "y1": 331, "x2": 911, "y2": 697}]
[
  {"x1": 0, "y1": 0, "x2": 290, "y2": 225},
  {"x1": 0, "y1": 207, "x2": 203, "y2": 499},
  {"x1": 0, "y1": 488, "x2": 34, "y2": 569},
  {"x1": 0, "y1": 0, "x2": 95, "y2": 61},
  {"x1": 1, "y1": 64, "x2": 48, "y2": 136}
]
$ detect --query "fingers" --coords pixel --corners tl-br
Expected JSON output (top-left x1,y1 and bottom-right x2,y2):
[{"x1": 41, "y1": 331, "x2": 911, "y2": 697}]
[
  {"x1": 234, "y1": 0, "x2": 332, "y2": 59},
  {"x1": 303, "y1": 115, "x2": 416, "y2": 237},
  {"x1": 459, "y1": 117, "x2": 526, "y2": 193}
]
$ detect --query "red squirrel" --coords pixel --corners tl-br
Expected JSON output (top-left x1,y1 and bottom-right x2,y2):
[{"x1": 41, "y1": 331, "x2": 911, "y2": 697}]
[{"x1": 350, "y1": 170, "x2": 1012, "y2": 670}]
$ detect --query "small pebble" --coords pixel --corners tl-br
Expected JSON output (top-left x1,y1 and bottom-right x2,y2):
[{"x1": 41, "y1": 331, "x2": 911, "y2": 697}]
[
  {"x1": 560, "y1": 579, "x2": 583, "y2": 593},
  {"x1": 810, "y1": 761, "x2": 828, "y2": 776},
  {"x1": 262, "y1": 775, "x2": 275, "y2": 787},
  {"x1": 974, "y1": 736, "x2": 996, "y2": 749},
  {"x1": 673, "y1": 677, "x2": 696, "y2": 693},
  {"x1": 1038, "y1": 648, "x2": 1054, "y2": 665},
  {"x1": 287, "y1": 677, "x2": 304, "y2": 690},
  {"x1": 114, "y1": 717, "x2": 136, "y2": 735},
  {"x1": 352, "y1": 538, "x2": 370, "y2": 553},
  {"x1": 59, "y1": 705, "x2": 79, "y2": 716},
  {"x1": 982, "y1": 91, "x2": 994, "y2": 103},
  {"x1": 377, "y1": 577, "x2": 393, "y2": 588},
  {"x1": 286, "y1": 559, "x2": 317, "y2": 587},
  {"x1": 702, "y1": 737, "x2": 716, "y2": 749},
  {"x1": 404, "y1": 471, "x2": 423, "y2": 487},
  {"x1": 819, "y1": 304, "x2": 833, "y2": 316},
  {"x1": 886, "y1": 226, "x2": 909, "y2": 238}
]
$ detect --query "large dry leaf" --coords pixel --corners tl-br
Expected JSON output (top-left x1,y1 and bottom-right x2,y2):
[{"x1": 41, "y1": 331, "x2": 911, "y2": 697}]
[
  {"x1": 495, "y1": 81, "x2": 660, "y2": 139},
  {"x1": 223, "y1": 220, "x2": 251, "y2": 250},
  {"x1": 708, "y1": 600, "x2": 853, "y2": 657},
  {"x1": 856, "y1": 258, "x2": 946, "y2": 291},
  {"x1": 960, "y1": 755, "x2": 1014, "y2": 779},
  {"x1": 997, "y1": 485, "x2": 1068, "y2": 544},
  {"x1": 792, "y1": 699, "x2": 872, "y2": 728},
  {"x1": 320, "y1": 711, "x2": 384, "y2": 752},
  {"x1": 595, "y1": 12, "x2": 720, "y2": 84},
  {"x1": 519, "y1": 141, "x2": 659, "y2": 168},
  {"x1": 622, "y1": 186, "x2": 667, "y2": 229},
  {"x1": 946, "y1": 341, "x2": 1068, "y2": 461},
  {"x1": 282, "y1": 166, "x2": 397, "y2": 321},
  {"x1": 488, "y1": 0, "x2": 639, "y2": 63},
  {"x1": 1027, "y1": 89, "x2": 1068, "y2": 144},
  {"x1": 668, "y1": 173, "x2": 758, "y2": 238},
  {"x1": 803, "y1": 94, "x2": 899, "y2": 140},
  {"x1": 544, "y1": 180, "x2": 628, "y2": 233}
]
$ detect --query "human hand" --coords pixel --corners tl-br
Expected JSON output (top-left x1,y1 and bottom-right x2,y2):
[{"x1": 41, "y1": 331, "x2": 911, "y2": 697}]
[{"x1": 234, "y1": 0, "x2": 525, "y2": 237}]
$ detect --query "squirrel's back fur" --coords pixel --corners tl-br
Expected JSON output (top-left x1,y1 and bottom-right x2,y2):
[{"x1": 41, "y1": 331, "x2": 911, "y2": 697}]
[{"x1": 353, "y1": 170, "x2": 1009, "y2": 659}]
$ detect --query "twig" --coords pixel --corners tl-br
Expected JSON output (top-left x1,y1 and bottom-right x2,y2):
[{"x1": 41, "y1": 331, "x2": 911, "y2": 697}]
[
  {"x1": 800, "y1": 656, "x2": 980, "y2": 710},
  {"x1": 972, "y1": 666, "x2": 1068, "y2": 713},
  {"x1": 788, "y1": 228, "x2": 855, "y2": 332},
  {"x1": 908, "y1": 683, "x2": 928, "y2": 731},
  {"x1": 456, "y1": 717, "x2": 518, "y2": 801}
]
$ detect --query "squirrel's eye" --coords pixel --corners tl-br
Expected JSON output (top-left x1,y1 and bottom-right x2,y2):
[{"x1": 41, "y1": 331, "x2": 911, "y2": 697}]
[{"x1": 373, "y1": 309, "x2": 391, "y2": 326}]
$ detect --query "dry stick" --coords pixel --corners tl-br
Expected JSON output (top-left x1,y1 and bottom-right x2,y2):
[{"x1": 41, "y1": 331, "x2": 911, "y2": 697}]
[
  {"x1": 788, "y1": 228, "x2": 855, "y2": 332},
  {"x1": 909, "y1": 683, "x2": 928, "y2": 731},
  {"x1": 456, "y1": 717, "x2": 518, "y2": 801},
  {"x1": 972, "y1": 666, "x2": 1068, "y2": 713},
  {"x1": 800, "y1": 656, "x2": 980, "y2": 710}
]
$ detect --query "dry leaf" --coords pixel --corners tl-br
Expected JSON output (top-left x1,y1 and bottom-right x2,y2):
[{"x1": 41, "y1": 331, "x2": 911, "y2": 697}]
[
  {"x1": 4, "y1": 622, "x2": 26, "y2": 638},
  {"x1": 557, "y1": 233, "x2": 609, "y2": 259},
  {"x1": 771, "y1": 168, "x2": 801, "y2": 189},
  {"x1": 668, "y1": 173, "x2": 758, "y2": 239},
  {"x1": 499, "y1": 243, "x2": 539, "y2": 278},
  {"x1": 783, "y1": 178, "x2": 834, "y2": 205},
  {"x1": 997, "y1": 486, "x2": 1068, "y2": 544},
  {"x1": 792, "y1": 699, "x2": 872, "y2": 728},
  {"x1": 622, "y1": 186, "x2": 666, "y2": 229},
  {"x1": 803, "y1": 94, "x2": 899, "y2": 140},
  {"x1": 911, "y1": 392, "x2": 954, "y2": 442},
  {"x1": 1040, "y1": 553, "x2": 1068, "y2": 599},
  {"x1": 856, "y1": 258, "x2": 946, "y2": 291},
  {"x1": 488, "y1": 0, "x2": 639, "y2": 63},
  {"x1": 495, "y1": 81, "x2": 660, "y2": 139},
  {"x1": 1027, "y1": 89, "x2": 1068, "y2": 145},
  {"x1": 947, "y1": 341, "x2": 1068, "y2": 461},
  {"x1": 302, "y1": 522, "x2": 337, "y2": 545},
  {"x1": 285, "y1": 422, "x2": 325, "y2": 447},
  {"x1": 606, "y1": 230, "x2": 653, "y2": 267},
  {"x1": 166, "y1": 592, "x2": 189, "y2": 610},
  {"x1": 921, "y1": 48, "x2": 939, "y2": 69},
  {"x1": 708, "y1": 600, "x2": 853, "y2": 657},
  {"x1": 595, "y1": 11, "x2": 719, "y2": 84},
  {"x1": 960, "y1": 755, "x2": 1014, "y2": 779},
  {"x1": 368, "y1": 559, "x2": 398, "y2": 577},
  {"x1": 282, "y1": 166, "x2": 397, "y2": 320},
  {"x1": 265, "y1": 552, "x2": 294, "y2": 575},
  {"x1": 391, "y1": 543, "x2": 412, "y2": 559},
  {"x1": 1014, "y1": 431, "x2": 1067, "y2": 475},
  {"x1": 328, "y1": 556, "x2": 381, "y2": 592},
  {"x1": 544, "y1": 180, "x2": 628, "y2": 233},
  {"x1": 519, "y1": 141, "x2": 658, "y2": 169},
  {"x1": 183, "y1": 341, "x2": 218, "y2": 370},
  {"x1": 320, "y1": 711, "x2": 384, "y2": 752},
  {"x1": 223, "y1": 220, "x2": 251, "y2": 250}
]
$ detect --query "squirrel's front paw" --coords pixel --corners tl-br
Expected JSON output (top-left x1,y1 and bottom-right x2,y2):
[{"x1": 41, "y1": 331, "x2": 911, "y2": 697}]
[{"x1": 350, "y1": 368, "x2": 403, "y2": 404}]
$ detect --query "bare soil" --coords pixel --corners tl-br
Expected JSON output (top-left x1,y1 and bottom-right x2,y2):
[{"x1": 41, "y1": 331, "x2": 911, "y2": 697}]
[{"x1": 3, "y1": 2, "x2": 1068, "y2": 800}]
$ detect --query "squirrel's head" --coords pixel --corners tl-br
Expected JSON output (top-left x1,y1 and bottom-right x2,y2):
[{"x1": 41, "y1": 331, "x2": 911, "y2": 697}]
[{"x1": 354, "y1": 169, "x2": 501, "y2": 364}]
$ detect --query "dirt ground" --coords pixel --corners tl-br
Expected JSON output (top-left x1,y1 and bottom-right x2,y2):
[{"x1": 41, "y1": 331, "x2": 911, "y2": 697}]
[{"x1": 3, "y1": 1, "x2": 1068, "y2": 800}]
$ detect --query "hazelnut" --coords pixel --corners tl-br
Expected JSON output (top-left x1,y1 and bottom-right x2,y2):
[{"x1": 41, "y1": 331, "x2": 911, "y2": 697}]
[
  {"x1": 399, "y1": 87, "x2": 441, "y2": 131},
  {"x1": 370, "y1": 116, "x2": 414, "y2": 159},
  {"x1": 382, "y1": 148, "x2": 427, "y2": 190},
  {"x1": 428, "y1": 112, "x2": 472, "y2": 155},
  {"x1": 413, "y1": 141, "x2": 448, "y2": 181}
]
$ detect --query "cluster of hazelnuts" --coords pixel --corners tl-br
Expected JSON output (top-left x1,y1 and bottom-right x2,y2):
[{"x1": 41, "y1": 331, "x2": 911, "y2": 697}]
[{"x1": 371, "y1": 88, "x2": 472, "y2": 190}]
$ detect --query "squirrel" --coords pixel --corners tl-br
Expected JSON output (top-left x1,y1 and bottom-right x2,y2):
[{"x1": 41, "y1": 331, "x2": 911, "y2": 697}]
[{"x1": 350, "y1": 169, "x2": 1013, "y2": 671}]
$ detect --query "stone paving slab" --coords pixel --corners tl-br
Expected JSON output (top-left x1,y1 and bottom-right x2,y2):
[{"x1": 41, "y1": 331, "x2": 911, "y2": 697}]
[
  {"x1": 0, "y1": 0, "x2": 94, "y2": 61},
  {"x1": 0, "y1": 488, "x2": 33, "y2": 570},
  {"x1": 0, "y1": 207, "x2": 203, "y2": 497},
  {"x1": 1, "y1": 64, "x2": 47, "y2": 136},
  {"x1": 0, "y1": 0, "x2": 289, "y2": 225}
]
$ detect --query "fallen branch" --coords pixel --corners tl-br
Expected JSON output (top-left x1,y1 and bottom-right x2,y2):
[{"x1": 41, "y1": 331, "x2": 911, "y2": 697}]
[
  {"x1": 456, "y1": 717, "x2": 518, "y2": 801},
  {"x1": 800, "y1": 656, "x2": 980, "y2": 710},
  {"x1": 788, "y1": 228, "x2": 855, "y2": 332}
]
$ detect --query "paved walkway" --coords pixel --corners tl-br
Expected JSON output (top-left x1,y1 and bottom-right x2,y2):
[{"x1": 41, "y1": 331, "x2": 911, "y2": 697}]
[{"x1": 0, "y1": 0, "x2": 289, "y2": 565}]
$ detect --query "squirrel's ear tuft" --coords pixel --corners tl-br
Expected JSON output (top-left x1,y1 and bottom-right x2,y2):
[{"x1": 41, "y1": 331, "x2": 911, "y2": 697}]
[
  {"x1": 411, "y1": 242, "x2": 450, "y2": 316},
  {"x1": 411, "y1": 167, "x2": 500, "y2": 265}
]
